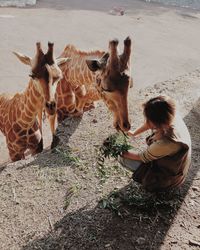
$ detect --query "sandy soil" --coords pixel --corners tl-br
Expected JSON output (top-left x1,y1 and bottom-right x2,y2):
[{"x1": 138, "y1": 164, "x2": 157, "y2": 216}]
[
  {"x1": 0, "y1": 1, "x2": 200, "y2": 249},
  {"x1": 0, "y1": 70, "x2": 200, "y2": 250}
]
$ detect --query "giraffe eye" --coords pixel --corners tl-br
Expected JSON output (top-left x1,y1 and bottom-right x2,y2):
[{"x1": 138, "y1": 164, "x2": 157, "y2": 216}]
[{"x1": 101, "y1": 87, "x2": 111, "y2": 92}]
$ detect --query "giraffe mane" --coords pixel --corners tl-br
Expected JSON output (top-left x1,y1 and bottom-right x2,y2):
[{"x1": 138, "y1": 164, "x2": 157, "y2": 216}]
[{"x1": 62, "y1": 44, "x2": 105, "y2": 58}]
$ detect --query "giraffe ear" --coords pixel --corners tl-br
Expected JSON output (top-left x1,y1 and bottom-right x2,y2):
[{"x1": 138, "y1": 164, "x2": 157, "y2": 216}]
[
  {"x1": 13, "y1": 51, "x2": 32, "y2": 66},
  {"x1": 56, "y1": 57, "x2": 71, "y2": 66},
  {"x1": 86, "y1": 53, "x2": 109, "y2": 72},
  {"x1": 99, "y1": 52, "x2": 109, "y2": 65}
]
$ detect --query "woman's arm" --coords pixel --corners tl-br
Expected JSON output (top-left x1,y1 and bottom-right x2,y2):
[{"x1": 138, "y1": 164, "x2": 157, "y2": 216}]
[
  {"x1": 127, "y1": 122, "x2": 149, "y2": 137},
  {"x1": 122, "y1": 151, "x2": 142, "y2": 161}
]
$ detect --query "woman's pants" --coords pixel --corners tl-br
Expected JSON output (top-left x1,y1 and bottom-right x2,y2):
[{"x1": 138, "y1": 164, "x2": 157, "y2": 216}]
[{"x1": 118, "y1": 156, "x2": 142, "y2": 172}]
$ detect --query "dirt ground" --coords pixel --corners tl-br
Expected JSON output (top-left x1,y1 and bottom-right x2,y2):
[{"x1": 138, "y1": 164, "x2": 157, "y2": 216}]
[
  {"x1": 0, "y1": 1, "x2": 200, "y2": 250},
  {"x1": 0, "y1": 69, "x2": 200, "y2": 249}
]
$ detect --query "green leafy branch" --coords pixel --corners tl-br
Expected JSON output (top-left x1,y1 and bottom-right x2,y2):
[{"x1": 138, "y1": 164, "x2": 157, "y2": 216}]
[{"x1": 97, "y1": 132, "x2": 133, "y2": 167}]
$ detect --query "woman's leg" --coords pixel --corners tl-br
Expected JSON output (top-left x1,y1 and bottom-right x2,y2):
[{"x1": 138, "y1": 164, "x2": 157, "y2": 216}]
[{"x1": 118, "y1": 156, "x2": 142, "y2": 172}]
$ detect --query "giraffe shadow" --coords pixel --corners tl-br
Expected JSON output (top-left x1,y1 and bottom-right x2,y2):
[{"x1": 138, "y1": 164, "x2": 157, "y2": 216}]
[
  {"x1": 21, "y1": 98, "x2": 200, "y2": 249},
  {"x1": 56, "y1": 115, "x2": 83, "y2": 145}
]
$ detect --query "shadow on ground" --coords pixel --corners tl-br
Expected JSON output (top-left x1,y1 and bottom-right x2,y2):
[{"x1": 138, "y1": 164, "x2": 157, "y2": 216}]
[{"x1": 21, "y1": 97, "x2": 200, "y2": 249}]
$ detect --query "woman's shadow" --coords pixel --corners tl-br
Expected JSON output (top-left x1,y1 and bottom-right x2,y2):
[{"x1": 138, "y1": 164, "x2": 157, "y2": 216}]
[{"x1": 22, "y1": 98, "x2": 200, "y2": 250}]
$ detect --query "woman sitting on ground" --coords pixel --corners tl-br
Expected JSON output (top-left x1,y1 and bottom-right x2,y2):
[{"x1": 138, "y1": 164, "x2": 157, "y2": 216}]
[{"x1": 119, "y1": 95, "x2": 191, "y2": 192}]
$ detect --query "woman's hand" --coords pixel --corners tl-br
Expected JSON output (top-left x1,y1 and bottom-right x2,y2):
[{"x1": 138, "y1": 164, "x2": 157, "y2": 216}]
[
  {"x1": 126, "y1": 122, "x2": 150, "y2": 138},
  {"x1": 126, "y1": 130, "x2": 135, "y2": 137}
]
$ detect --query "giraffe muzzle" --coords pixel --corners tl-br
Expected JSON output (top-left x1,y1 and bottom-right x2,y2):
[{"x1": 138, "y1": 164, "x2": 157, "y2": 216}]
[
  {"x1": 122, "y1": 121, "x2": 131, "y2": 131},
  {"x1": 45, "y1": 101, "x2": 56, "y2": 115},
  {"x1": 114, "y1": 120, "x2": 131, "y2": 132}
]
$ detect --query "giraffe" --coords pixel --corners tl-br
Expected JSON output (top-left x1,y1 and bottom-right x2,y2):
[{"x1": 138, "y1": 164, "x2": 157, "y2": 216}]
[
  {"x1": 55, "y1": 46, "x2": 105, "y2": 123},
  {"x1": 50, "y1": 37, "x2": 132, "y2": 141},
  {"x1": 86, "y1": 37, "x2": 132, "y2": 132},
  {"x1": 0, "y1": 42, "x2": 69, "y2": 162}
]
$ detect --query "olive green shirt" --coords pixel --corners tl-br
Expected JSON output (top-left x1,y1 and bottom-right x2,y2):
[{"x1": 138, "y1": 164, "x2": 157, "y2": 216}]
[{"x1": 139, "y1": 137, "x2": 181, "y2": 163}]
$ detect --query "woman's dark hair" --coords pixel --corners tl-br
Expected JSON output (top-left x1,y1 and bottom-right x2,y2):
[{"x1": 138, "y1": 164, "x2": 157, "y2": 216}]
[{"x1": 143, "y1": 96, "x2": 176, "y2": 128}]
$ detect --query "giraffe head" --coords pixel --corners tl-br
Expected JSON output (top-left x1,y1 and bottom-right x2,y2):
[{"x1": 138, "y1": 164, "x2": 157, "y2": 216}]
[
  {"x1": 13, "y1": 42, "x2": 70, "y2": 116},
  {"x1": 86, "y1": 37, "x2": 132, "y2": 132}
]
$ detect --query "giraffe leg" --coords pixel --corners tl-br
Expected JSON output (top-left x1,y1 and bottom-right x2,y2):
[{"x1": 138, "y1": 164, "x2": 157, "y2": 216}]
[
  {"x1": 83, "y1": 101, "x2": 95, "y2": 112},
  {"x1": 56, "y1": 79, "x2": 78, "y2": 122},
  {"x1": 74, "y1": 85, "x2": 87, "y2": 113},
  {"x1": 30, "y1": 137, "x2": 43, "y2": 155},
  {"x1": 48, "y1": 114, "x2": 60, "y2": 149},
  {"x1": 56, "y1": 88, "x2": 77, "y2": 123},
  {"x1": 76, "y1": 88, "x2": 97, "y2": 113},
  {"x1": 10, "y1": 153, "x2": 24, "y2": 162},
  {"x1": 28, "y1": 127, "x2": 43, "y2": 155},
  {"x1": 7, "y1": 137, "x2": 27, "y2": 162},
  {"x1": 8, "y1": 146, "x2": 25, "y2": 162},
  {"x1": 57, "y1": 108, "x2": 65, "y2": 123},
  {"x1": 37, "y1": 107, "x2": 43, "y2": 134}
]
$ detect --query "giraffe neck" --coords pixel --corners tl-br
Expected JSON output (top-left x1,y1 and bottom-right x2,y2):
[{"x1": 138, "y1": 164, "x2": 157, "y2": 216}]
[
  {"x1": 61, "y1": 45, "x2": 105, "y2": 85},
  {"x1": 17, "y1": 79, "x2": 44, "y2": 128}
]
